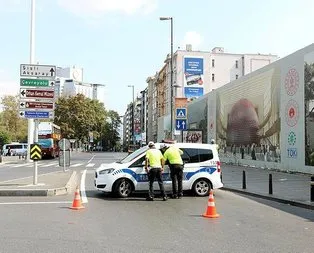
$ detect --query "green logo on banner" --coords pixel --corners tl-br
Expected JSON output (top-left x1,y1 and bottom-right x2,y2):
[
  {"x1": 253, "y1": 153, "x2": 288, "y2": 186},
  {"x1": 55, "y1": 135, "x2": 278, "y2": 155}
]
[{"x1": 288, "y1": 131, "x2": 296, "y2": 146}]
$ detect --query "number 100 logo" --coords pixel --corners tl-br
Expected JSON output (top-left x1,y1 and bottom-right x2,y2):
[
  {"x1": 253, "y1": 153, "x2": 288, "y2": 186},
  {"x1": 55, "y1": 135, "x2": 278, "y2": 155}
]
[{"x1": 287, "y1": 148, "x2": 297, "y2": 159}]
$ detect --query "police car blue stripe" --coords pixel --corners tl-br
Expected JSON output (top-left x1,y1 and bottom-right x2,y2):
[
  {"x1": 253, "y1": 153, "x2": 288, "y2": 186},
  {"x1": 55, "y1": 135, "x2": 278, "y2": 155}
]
[{"x1": 120, "y1": 167, "x2": 216, "y2": 182}]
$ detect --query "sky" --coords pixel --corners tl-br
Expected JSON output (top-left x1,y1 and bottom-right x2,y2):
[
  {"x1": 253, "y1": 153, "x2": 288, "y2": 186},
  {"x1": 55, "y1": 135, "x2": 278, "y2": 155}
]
[{"x1": 0, "y1": 0, "x2": 314, "y2": 115}]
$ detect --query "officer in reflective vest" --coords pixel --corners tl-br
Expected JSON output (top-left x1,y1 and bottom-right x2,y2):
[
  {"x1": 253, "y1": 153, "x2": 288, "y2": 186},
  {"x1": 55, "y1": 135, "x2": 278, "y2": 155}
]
[
  {"x1": 145, "y1": 141, "x2": 167, "y2": 201},
  {"x1": 163, "y1": 143, "x2": 184, "y2": 199}
]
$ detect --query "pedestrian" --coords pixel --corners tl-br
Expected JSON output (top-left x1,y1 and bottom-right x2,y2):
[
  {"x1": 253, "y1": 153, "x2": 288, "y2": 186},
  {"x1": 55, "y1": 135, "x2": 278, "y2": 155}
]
[
  {"x1": 145, "y1": 141, "x2": 167, "y2": 201},
  {"x1": 163, "y1": 143, "x2": 184, "y2": 199}
]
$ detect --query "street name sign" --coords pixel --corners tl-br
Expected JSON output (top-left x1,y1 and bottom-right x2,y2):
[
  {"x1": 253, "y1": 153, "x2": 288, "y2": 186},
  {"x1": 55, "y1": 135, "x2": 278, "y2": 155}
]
[
  {"x1": 20, "y1": 78, "x2": 55, "y2": 87},
  {"x1": 20, "y1": 88, "x2": 54, "y2": 99},
  {"x1": 20, "y1": 101, "x2": 54, "y2": 110},
  {"x1": 20, "y1": 64, "x2": 56, "y2": 78},
  {"x1": 19, "y1": 111, "x2": 54, "y2": 119}
]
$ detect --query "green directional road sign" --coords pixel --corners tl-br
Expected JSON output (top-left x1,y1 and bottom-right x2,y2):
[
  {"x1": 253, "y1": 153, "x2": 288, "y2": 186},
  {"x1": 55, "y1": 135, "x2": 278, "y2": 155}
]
[{"x1": 20, "y1": 78, "x2": 54, "y2": 87}]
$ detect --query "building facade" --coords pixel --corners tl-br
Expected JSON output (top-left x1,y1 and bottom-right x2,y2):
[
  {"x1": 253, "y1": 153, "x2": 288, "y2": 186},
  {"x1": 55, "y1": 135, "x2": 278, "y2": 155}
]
[
  {"x1": 147, "y1": 45, "x2": 279, "y2": 141},
  {"x1": 187, "y1": 43, "x2": 314, "y2": 174}
]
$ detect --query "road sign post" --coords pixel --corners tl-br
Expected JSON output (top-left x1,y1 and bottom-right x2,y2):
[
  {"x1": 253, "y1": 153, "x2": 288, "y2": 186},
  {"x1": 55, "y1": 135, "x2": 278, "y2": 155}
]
[
  {"x1": 19, "y1": 63, "x2": 56, "y2": 177},
  {"x1": 30, "y1": 143, "x2": 42, "y2": 185}
]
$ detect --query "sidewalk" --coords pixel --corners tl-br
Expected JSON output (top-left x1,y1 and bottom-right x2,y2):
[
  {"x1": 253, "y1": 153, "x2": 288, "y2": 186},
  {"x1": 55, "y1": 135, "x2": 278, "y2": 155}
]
[
  {"x1": 221, "y1": 163, "x2": 314, "y2": 210},
  {"x1": 0, "y1": 170, "x2": 77, "y2": 196}
]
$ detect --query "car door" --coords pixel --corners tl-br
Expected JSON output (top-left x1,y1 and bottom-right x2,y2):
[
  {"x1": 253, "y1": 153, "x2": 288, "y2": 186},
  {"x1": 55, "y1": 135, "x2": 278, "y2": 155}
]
[{"x1": 128, "y1": 154, "x2": 148, "y2": 191}]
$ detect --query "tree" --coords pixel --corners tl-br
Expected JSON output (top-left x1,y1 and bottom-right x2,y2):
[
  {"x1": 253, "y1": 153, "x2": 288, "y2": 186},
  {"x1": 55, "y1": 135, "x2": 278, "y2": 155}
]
[
  {"x1": 102, "y1": 110, "x2": 122, "y2": 150},
  {"x1": 0, "y1": 131, "x2": 11, "y2": 147},
  {"x1": 54, "y1": 94, "x2": 106, "y2": 143},
  {"x1": 0, "y1": 95, "x2": 28, "y2": 142}
]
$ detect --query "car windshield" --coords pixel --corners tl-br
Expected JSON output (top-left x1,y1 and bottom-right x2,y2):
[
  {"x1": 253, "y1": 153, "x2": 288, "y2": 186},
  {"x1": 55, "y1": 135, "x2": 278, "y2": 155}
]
[{"x1": 117, "y1": 146, "x2": 148, "y2": 164}]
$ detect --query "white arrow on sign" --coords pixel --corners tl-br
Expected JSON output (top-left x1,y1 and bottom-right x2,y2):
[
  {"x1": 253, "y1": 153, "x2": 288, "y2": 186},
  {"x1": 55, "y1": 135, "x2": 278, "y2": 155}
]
[
  {"x1": 177, "y1": 121, "x2": 181, "y2": 129},
  {"x1": 182, "y1": 121, "x2": 186, "y2": 129}
]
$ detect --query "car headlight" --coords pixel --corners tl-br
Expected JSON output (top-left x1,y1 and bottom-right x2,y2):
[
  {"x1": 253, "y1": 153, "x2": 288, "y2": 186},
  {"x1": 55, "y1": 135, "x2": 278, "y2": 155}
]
[{"x1": 98, "y1": 168, "x2": 115, "y2": 175}]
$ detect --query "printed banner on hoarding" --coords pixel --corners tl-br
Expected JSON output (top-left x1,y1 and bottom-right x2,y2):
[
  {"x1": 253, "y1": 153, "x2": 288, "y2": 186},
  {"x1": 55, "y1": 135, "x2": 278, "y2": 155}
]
[
  {"x1": 184, "y1": 57, "x2": 204, "y2": 101},
  {"x1": 182, "y1": 130, "x2": 203, "y2": 143}
]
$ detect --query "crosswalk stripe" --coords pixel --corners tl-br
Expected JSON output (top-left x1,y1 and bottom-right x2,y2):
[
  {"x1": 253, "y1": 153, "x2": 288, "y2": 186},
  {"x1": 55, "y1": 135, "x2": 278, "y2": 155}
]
[
  {"x1": 70, "y1": 163, "x2": 83, "y2": 167},
  {"x1": 86, "y1": 163, "x2": 95, "y2": 167},
  {"x1": 12, "y1": 164, "x2": 27, "y2": 168},
  {"x1": 40, "y1": 163, "x2": 57, "y2": 167}
]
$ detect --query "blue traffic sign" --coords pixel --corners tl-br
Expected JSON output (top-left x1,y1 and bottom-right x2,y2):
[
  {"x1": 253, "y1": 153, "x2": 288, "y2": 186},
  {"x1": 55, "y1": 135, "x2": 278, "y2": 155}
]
[
  {"x1": 176, "y1": 108, "x2": 187, "y2": 119},
  {"x1": 20, "y1": 111, "x2": 52, "y2": 119},
  {"x1": 176, "y1": 119, "x2": 187, "y2": 130}
]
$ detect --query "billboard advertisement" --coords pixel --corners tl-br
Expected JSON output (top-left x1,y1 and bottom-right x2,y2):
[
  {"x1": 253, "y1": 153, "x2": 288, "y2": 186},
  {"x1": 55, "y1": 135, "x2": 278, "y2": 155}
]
[
  {"x1": 304, "y1": 52, "x2": 314, "y2": 166},
  {"x1": 216, "y1": 67, "x2": 281, "y2": 163},
  {"x1": 184, "y1": 57, "x2": 204, "y2": 101}
]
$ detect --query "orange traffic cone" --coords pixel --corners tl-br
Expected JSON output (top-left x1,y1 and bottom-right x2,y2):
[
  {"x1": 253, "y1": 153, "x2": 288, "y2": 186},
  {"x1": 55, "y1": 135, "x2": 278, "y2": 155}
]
[
  {"x1": 70, "y1": 187, "x2": 85, "y2": 210},
  {"x1": 202, "y1": 190, "x2": 219, "y2": 218}
]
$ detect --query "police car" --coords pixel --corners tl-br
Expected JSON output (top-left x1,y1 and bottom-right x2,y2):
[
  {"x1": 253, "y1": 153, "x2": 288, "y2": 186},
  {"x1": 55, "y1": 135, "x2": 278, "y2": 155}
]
[{"x1": 94, "y1": 143, "x2": 223, "y2": 197}]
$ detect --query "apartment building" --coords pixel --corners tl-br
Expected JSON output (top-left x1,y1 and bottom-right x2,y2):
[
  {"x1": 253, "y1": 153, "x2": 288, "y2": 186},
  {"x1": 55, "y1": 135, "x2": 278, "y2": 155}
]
[{"x1": 146, "y1": 45, "x2": 279, "y2": 141}]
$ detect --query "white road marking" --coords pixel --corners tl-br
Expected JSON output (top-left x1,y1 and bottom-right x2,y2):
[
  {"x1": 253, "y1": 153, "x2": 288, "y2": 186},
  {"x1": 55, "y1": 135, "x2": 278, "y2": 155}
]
[
  {"x1": 86, "y1": 163, "x2": 95, "y2": 167},
  {"x1": 79, "y1": 155, "x2": 95, "y2": 204},
  {"x1": 87, "y1": 155, "x2": 95, "y2": 164},
  {"x1": 70, "y1": 163, "x2": 83, "y2": 167},
  {"x1": 11, "y1": 164, "x2": 28, "y2": 168},
  {"x1": 0, "y1": 170, "x2": 65, "y2": 183},
  {"x1": 0, "y1": 201, "x2": 72, "y2": 205},
  {"x1": 80, "y1": 169, "x2": 88, "y2": 203},
  {"x1": 40, "y1": 162, "x2": 57, "y2": 167}
]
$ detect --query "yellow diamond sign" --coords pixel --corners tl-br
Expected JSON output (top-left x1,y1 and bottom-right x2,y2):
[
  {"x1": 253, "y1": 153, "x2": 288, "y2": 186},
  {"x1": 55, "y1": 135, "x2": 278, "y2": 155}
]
[{"x1": 30, "y1": 144, "x2": 42, "y2": 160}]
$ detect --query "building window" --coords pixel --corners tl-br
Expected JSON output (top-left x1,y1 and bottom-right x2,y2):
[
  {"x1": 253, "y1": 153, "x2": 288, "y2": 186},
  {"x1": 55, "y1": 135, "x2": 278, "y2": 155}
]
[
  {"x1": 236, "y1": 74, "x2": 239, "y2": 79},
  {"x1": 212, "y1": 59, "x2": 215, "y2": 67},
  {"x1": 235, "y1": 60, "x2": 239, "y2": 68},
  {"x1": 212, "y1": 74, "x2": 215, "y2": 81}
]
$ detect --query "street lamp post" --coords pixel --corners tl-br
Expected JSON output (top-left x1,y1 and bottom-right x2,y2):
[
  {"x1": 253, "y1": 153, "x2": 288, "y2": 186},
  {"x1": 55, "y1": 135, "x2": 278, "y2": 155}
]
[
  {"x1": 160, "y1": 16, "x2": 174, "y2": 139},
  {"x1": 127, "y1": 85, "x2": 135, "y2": 146}
]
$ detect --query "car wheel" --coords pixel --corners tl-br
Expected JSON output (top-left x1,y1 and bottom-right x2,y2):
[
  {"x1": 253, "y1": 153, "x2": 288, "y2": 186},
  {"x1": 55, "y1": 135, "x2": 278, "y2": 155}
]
[
  {"x1": 114, "y1": 179, "x2": 132, "y2": 198},
  {"x1": 193, "y1": 178, "x2": 211, "y2": 196}
]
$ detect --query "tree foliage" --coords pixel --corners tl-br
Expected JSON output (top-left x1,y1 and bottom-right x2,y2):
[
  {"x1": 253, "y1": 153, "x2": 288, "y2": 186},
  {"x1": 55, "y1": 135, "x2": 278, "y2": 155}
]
[
  {"x1": 54, "y1": 94, "x2": 121, "y2": 149},
  {"x1": 0, "y1": 95, "x2": 27, "y2": 143}
]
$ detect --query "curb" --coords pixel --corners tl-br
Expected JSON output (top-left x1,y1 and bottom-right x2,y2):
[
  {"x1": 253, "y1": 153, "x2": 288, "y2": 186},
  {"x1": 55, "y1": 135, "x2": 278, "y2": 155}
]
[
  {"x1": 0, "y1": 171, "x2": 77, "y2": 197},
  {"x1": 222, "y1": 187, "x2": 314, "y2": 210}
]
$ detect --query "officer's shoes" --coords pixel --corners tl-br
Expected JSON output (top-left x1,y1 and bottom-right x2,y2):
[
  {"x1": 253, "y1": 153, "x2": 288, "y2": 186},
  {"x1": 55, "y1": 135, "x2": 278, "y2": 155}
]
[
  {"x1": 146, "y1": 197, "x2": 154, "y2": 201},
  {"x1": 171, "y1": 195, "x2": 177, "y2": 199},
  {"x1": 162, "y1": 196, "x2": 168, "y2": 201}
]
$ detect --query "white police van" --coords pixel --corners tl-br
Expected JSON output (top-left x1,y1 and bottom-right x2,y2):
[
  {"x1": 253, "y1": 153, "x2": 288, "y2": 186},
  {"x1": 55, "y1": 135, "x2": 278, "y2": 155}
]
[{"x1": 94, "y1": 143, "x2": 223, "y2": 197}]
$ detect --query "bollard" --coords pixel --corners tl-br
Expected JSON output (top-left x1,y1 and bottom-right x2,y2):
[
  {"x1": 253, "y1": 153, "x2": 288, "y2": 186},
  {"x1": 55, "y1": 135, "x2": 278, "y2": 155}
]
[
  {"x1": 242, "y1": 170, "x2": 246, "y2": 189},
  {"x1": 269, "y1": 174, "x2": 273, "y2": 195},
  {"x1": 311, "y1": 176, "x2": 314, "y2": 202}
]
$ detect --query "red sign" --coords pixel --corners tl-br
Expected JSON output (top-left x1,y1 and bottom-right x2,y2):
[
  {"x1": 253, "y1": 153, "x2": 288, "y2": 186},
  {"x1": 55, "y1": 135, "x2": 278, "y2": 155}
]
[
  {"x1": 23, "y1": 101, "x2": 54, "y2": 109},
  {"x1": 20, "y1": 88, "x2": 54, "y2": 99}
]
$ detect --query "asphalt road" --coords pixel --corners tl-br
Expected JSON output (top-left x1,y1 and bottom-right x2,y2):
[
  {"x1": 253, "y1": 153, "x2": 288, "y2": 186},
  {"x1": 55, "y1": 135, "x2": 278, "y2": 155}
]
[{"x1": 0, "y1": 152, "x2": 313, "y2": 253}]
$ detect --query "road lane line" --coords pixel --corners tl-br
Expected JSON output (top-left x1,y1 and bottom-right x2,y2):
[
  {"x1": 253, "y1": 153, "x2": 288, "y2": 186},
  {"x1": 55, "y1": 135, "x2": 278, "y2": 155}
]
[
  {"x1": 80, "y1": 169, "x2": 88, "y2": 203},
  {"x1": 80, "y1": 155, "x2": 95, "y2": 204},
  {"x1": 86, "y1": 163, "x2": 95, "y2": 167},
  {"x1": 87, "y1": 155, "x2": 95, "y2": 164},
  {"x1": 0, "y1": 170, "x2": 65, "y2": 183},
  {"x1": 0, "y1": 201, "x2": 72, "y2": 205}
]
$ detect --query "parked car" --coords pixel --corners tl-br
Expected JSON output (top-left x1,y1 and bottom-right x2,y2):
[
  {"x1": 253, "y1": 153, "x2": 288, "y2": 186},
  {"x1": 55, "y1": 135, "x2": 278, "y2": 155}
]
[{"x1": 94, "y1": 142, "x2": 223, "y2": 197}]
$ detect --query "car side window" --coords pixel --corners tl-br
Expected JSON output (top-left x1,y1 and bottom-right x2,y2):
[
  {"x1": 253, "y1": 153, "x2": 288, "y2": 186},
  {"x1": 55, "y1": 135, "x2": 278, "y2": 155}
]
[
  {"x1": 181, "y1": 148, "x2": 213, "y2": 164},
  {"x1": 129, "y1": 155, "x2": 146, "y2": 167},
  {"x1": 199, "y1": 149, "x2": 214, "y2": 162}
]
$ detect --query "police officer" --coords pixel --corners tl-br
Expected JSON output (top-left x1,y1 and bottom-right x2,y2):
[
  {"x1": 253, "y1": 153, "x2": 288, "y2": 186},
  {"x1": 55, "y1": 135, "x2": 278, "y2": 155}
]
[
  {"x1": 211, "y1": 139, "x2": 219, "y2": 152},
  {"x1": 145, "y1": 141, "x2": 167, "y2": 201},
  {"x1": 163, "y1": 143, "x2": 184, "y2": 199}
]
